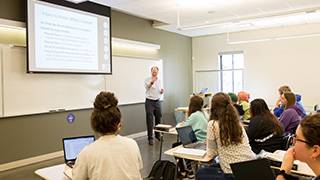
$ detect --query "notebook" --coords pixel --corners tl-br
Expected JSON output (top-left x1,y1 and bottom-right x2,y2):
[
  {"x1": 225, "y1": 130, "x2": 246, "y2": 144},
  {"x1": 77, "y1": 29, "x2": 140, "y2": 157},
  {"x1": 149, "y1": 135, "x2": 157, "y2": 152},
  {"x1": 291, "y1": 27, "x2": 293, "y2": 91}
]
[
  {"x1": 62, "y1": 135, "x2": 95, "y2": 168},
  {"x1": 176, "y1": 126, "x2": 206, "y2": 150},
  {"x1": 230, "y1": 158, "x2": 275, "y2": 180}
]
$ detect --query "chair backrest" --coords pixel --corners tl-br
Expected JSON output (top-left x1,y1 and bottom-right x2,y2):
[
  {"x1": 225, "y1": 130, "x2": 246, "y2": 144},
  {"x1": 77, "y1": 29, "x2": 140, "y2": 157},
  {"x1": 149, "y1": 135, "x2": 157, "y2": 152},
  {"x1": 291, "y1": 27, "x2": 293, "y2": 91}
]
[
  {"x1": 230, "y1": 158, "x2": 275, "y2": 180},
  {"x1": 281, "y1": 134, "x2": 294, "y2": 150}
]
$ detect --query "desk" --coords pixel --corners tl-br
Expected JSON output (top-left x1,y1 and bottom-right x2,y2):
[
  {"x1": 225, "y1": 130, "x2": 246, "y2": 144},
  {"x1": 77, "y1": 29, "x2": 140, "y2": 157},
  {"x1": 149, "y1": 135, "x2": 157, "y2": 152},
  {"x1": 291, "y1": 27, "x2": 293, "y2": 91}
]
[
  {"x1": 35, "y1": 164, "x2": 70, "y2": 180},
  {"x1": 268, "y1": 150, "x2": 315, "y2": 177},
  {"x1": 164, "y1": 145, "x2": 212, "y2": 163},
  {"x1": 154, "y1": 127, "x2": 178, "y2": 160}
]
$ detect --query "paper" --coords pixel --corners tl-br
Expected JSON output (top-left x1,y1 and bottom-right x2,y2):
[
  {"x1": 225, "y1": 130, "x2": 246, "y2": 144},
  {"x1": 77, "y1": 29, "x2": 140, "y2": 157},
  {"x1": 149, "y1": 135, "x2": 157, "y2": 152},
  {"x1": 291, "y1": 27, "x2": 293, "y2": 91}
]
[
  {"x1": 174, "y1": 148, "x2": 206, "y2": 157},
  {"x1": 64, "y1": 165, "x2": 72, "y2": 179},
  {"x1": 155, "y1": 124, "x2": 172, "y2": 128}
]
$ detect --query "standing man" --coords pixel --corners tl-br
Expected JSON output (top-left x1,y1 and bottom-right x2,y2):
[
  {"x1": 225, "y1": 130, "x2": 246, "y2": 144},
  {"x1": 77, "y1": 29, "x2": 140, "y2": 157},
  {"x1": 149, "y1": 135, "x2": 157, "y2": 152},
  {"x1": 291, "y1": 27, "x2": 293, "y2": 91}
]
[{"x1": 145, "y1": 66, "x2": 164, "y2": 145}]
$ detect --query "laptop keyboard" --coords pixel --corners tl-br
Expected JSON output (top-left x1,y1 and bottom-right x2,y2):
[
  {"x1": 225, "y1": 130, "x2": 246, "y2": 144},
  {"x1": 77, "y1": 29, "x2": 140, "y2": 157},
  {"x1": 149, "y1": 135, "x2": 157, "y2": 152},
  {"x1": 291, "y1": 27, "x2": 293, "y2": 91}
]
[{"x1": 185, "y1": 142, "x2": 206, "y2": 150}]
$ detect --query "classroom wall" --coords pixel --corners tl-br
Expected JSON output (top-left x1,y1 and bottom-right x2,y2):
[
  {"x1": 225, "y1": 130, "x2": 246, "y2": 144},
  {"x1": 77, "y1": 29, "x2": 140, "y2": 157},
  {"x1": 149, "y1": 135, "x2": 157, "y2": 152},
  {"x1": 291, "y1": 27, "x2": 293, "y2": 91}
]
[
  {"x1": 0, "y1": 2, "x2": 192, "y2": 164},
  {"x1": 192, "y1": 23, "x2": 320, "y2": 111}
]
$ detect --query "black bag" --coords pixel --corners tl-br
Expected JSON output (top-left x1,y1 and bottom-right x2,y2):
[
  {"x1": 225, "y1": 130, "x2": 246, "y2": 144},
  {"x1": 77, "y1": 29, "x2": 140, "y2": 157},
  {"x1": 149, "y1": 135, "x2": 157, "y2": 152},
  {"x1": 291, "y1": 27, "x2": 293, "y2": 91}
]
[{"x1": 147, "y1": 160, "x2": 176, "y2": 180}]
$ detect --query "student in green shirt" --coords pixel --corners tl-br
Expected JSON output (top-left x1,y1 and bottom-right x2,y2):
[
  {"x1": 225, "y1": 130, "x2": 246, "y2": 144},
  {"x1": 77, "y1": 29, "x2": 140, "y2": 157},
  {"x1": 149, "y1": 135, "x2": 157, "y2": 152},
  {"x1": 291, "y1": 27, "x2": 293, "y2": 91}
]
[{"x1": 184, "y1": 95, "x2": 208, "y2": 142}]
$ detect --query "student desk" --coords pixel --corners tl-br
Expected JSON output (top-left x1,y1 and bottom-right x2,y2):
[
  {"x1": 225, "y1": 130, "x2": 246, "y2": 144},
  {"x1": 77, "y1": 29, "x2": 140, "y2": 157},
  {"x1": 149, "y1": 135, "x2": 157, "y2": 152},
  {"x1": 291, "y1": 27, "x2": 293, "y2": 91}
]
[
  {"x1": 35, "y1": 164, "x2": 70, "y2": 180},
  {"x1": 164, "y1": 145, "x2": 213, "y2": 177},
  {"x1": 268, "y1": 150, "x2": 315, "y2": 177},
  {"x1": 164, "y1": 145, "x2": 212, "y2": 163},
  {"x1": 153, "y1": 127, "x2": 178, "y2": 160},
  {"x1": 166, "y1": 147, "x2": 315, "y2": 178}
]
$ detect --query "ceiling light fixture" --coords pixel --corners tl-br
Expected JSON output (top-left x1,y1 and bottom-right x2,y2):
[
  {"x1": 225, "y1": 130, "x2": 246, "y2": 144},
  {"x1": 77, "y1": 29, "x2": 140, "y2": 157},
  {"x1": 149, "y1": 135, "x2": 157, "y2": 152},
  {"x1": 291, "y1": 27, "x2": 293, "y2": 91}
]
[
  {"x1": 64, "y1": 0, "x2": 87, "y2": 4},
  {"x1": 227, "y1": 32, "x2": 320, "y2": 45},
  {"x1": 112, "y1": 38, "x2": 160, "y2": 51},
  {"x1": 177, "y1": 7, "x2": 320, "y2": 31}
]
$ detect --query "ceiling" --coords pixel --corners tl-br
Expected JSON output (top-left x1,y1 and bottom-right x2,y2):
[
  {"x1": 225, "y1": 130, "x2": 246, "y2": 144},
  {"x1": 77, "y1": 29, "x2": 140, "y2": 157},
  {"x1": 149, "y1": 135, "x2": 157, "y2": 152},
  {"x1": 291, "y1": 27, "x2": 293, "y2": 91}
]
[{"x1": 90, "y1": 0, "x2": 320, "y2": 37}]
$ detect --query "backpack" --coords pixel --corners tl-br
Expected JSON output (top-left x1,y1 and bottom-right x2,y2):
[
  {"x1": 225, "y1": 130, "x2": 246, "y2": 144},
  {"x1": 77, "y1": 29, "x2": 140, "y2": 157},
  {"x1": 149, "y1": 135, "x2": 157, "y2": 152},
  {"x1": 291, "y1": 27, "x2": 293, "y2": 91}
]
[{"x1": 147, "y1": 160, "x2": 176, "y2": 180}]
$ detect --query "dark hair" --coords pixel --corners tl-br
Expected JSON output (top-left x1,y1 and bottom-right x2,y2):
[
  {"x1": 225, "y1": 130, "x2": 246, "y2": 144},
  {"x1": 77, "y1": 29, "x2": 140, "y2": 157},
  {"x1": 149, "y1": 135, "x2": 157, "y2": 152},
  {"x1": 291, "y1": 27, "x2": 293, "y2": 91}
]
[
  {"x1": 300, "y1": 114, "x2": 320, "y2": 147},
  {"x1": 250, "y1": 99, "x2": 283, "y2": 135},
  {"x1": 283, "y1": 92, "x2": 296, "y2": 109},
  {"x1": 210, "y1": 92, "x2": 243, "y2": 146},
  {"x1": 91, "y1": 91, "x2": 121, "y2": 135},
  {"x1": 188, "y1": 95, "x2": 203, "y2": 116},
  {"x1": 278, "y1": 85, "x2": 291, "y2": 95}
]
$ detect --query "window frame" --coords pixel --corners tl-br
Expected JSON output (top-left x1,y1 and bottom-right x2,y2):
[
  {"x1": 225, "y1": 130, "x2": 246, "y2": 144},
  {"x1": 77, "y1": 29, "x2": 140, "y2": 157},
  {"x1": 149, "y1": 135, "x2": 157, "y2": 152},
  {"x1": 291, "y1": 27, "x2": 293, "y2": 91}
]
[{"x1": 218, "y1": 51, "x2": 244, "y2": 93}]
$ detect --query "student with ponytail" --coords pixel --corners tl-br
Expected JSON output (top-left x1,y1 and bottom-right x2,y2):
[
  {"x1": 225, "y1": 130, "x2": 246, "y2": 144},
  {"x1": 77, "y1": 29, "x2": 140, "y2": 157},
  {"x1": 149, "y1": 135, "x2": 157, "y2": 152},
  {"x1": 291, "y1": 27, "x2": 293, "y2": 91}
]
[
  {"x1": 197, "y1": 92, "x2": 255, "y2": 180},
  {"x1": 73, "y1": 91, "x2": 143, "y2": 180}
]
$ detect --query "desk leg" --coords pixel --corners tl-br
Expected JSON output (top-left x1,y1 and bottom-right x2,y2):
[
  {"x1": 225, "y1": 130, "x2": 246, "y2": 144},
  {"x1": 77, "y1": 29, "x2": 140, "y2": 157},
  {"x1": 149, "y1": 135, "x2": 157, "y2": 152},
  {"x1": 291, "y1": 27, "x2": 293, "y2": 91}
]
[{"x1": 159, "y1": 133, "x2": 163, "y2": 160}]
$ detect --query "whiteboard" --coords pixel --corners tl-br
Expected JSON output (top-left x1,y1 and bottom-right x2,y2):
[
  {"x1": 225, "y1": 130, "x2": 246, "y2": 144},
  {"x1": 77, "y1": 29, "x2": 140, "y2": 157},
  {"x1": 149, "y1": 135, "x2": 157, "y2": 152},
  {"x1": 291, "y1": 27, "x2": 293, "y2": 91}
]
[
  {"x1": 194, "y1": 71, "x2": 220, "y2": 93},
  {"x1": 105, "y1": 56, "x2": 163, "y2": 105},
  {"x1": 1, "y1": 45, "x2": 106, "y2": 117}
]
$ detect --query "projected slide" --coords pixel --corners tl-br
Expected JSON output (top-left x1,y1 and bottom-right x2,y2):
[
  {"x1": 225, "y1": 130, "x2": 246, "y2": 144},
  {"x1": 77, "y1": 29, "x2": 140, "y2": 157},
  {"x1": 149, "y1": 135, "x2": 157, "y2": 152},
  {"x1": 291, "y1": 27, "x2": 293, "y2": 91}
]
[{"x1": 27, "y1": 0, "x2": 111, "y2": 74}]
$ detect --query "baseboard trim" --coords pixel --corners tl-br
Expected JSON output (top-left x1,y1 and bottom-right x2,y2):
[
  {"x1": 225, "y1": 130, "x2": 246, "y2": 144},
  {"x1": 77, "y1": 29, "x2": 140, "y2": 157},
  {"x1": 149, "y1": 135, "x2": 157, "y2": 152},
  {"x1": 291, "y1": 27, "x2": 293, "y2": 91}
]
[
  {"x1": 0, "y1": 131, "x2": 147, "y2": 172},
  {"x1": 0, "y1": 151, "x2": 63, "y2": 172},
  {"x1": 126, "y1": 131, "x2": 147, "y2": 139}
]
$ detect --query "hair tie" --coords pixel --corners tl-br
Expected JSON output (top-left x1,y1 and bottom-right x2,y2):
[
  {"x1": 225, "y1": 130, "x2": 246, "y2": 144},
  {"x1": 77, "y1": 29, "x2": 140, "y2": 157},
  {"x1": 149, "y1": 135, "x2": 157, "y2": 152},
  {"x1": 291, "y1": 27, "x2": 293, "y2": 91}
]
[{"x1": 104, "y1": 104, "x2": 111, "y2": 109}]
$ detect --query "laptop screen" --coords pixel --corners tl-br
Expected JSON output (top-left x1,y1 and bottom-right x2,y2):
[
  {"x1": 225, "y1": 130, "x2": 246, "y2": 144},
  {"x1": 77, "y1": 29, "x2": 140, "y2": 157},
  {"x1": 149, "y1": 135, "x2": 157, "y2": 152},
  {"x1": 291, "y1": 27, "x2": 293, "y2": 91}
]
[
  {"x1": 176, "y1": 126, "x2": 198, "y2": 145},
  {"x1": 63, "y1": 135, "x2": 95, "y2": 162}
]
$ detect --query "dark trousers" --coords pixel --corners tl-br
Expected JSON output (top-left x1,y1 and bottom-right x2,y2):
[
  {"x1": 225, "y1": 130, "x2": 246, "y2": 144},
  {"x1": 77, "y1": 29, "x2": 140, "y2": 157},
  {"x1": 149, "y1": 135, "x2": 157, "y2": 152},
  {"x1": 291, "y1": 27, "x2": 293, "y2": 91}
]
[
  {"x1": 145, "y1": 98, "x2": 162, "y2": 140},
  {"x1": 196, "y1": 163, "x2": 234, "y2": 180}
]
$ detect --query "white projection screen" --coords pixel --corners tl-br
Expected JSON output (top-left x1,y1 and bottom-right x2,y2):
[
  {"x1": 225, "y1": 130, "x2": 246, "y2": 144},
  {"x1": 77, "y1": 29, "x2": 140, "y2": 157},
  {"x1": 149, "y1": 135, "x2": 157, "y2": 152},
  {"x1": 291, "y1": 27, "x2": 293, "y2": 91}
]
[{"x1": 27, "y1": 0, "x2": 111, "y2": 74}]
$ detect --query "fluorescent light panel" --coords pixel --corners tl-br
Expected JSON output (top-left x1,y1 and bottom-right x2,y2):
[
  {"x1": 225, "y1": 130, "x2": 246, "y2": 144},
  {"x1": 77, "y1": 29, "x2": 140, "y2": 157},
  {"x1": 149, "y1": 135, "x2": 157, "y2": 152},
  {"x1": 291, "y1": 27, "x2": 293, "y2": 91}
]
[
  {"x1": 112, "y1": 38, "x2": 160, "y2": 51},
  {"x1": 179, "y1": 9, "x2": 320, "y2": 31},
  {"x1": 227, "y1": 33, "x2": 320, "y2": 45},
  {"x1": 65, "y1": 0, "x2": 87, "y2": 3}
]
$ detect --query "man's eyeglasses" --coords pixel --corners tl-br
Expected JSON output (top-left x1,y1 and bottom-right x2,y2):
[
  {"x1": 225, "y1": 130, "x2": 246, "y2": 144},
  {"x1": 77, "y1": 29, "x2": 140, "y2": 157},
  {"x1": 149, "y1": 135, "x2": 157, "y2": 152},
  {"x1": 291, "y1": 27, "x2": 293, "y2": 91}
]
[{"x1": 292, "y1": 134, "x2": 311, "y2": 146}]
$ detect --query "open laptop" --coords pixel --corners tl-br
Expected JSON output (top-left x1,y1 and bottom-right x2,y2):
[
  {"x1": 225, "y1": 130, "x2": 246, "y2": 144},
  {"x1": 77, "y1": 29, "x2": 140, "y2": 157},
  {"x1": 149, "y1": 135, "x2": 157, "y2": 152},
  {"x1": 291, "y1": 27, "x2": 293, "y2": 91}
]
[
  {"x1": 230, "y1": 158, "x2": 275, "y2": 180},
  {"x1": 62, "y1": 135, "x2": 95, "y2": 168},
  {"x1": 176, "y1": 126, "x2": 206, "y2": 150}
]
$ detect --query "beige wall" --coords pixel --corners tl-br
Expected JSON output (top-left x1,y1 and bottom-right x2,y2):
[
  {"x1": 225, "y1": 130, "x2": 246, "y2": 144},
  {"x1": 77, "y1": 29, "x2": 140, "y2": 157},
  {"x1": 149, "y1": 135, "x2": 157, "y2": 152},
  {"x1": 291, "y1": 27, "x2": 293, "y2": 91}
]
[
  {"x1": 0, "y1": 3, "x2": 192, "y2": 164},
  {"x1": 193, "y1": 23, "x2": 320, "y2": 111}
]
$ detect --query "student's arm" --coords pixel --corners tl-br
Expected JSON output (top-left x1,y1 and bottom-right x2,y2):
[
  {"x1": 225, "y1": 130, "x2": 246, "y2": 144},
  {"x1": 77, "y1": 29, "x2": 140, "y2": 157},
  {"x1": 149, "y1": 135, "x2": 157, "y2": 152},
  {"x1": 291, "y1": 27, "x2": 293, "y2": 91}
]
[
  {"x1": 184, "y1": 113, "x2": 196, "y2": 127},
  {"x1": 276, "y1": 148, "x2": 295, "y2": 180},
  {"x1": 206, "y1": 121, "x2": 218, "y2": 158},
  {"x1": 72, "y1": 151, "x2": 89, "y2": 180},
  {"x1": 274, "y1": 106, "x2": 284, "y2": 118},
  {"x1": 246, "y1": 117, "x2": 260, "y2": 141},
  {"x1": 134, "y1": 141, "x2": 143, "y2": 170},
  {"x1": 279, "y1": 110, "x2": 293, "y2": 131}
]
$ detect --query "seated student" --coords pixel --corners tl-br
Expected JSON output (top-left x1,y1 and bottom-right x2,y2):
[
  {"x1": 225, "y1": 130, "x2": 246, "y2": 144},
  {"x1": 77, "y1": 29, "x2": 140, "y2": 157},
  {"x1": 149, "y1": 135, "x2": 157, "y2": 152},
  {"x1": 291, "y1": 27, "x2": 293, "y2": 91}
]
[
  {"x1": 73, "y1": 92, "x2": 143, "y2": 180},
  {"x1": 228, "y1": 92, "x2": 245, "y2": 116},
  {"x1": 247, "y1": 99, "x2": 283, "y2": 154},
  {"x1": 276, "y1": 114, "x2": 320, "y2": 180},
  {"x1": 182, "y1": 95, "x2": 208, "y2": 142},
  {"x1": 279, "y1": 92, "x2": 302, "y2": 135},
  {"x1": 273, "y1": 85, "x2": 306, "y2": 118},
  {"x1": 175, "y1": 95, "x2": 208, "y2": 177},
  {"x1": 238, "y1": 91, "x2": 251, "y2": 120},
  {"x1": 197, "y1": 92, "x2": 256, "y2": 180}
]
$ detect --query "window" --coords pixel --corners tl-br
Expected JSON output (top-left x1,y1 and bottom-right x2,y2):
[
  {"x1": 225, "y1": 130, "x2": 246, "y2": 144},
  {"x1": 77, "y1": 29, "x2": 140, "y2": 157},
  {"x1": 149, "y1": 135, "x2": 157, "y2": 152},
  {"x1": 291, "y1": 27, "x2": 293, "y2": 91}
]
[{"x1": 219, "y1": 52, "x2": 244, "y2": 93}]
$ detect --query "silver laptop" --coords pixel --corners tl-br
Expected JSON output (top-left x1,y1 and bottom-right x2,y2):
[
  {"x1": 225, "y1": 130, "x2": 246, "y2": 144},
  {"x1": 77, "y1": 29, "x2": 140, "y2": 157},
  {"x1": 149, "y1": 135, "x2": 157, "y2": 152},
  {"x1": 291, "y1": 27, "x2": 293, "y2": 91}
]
[
  {"x1": 176, "y1": 126, "x2": 206, "y2": 150},
  {"x1": 62, "y1": 135, "x2": 95, "y2": 168}
]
